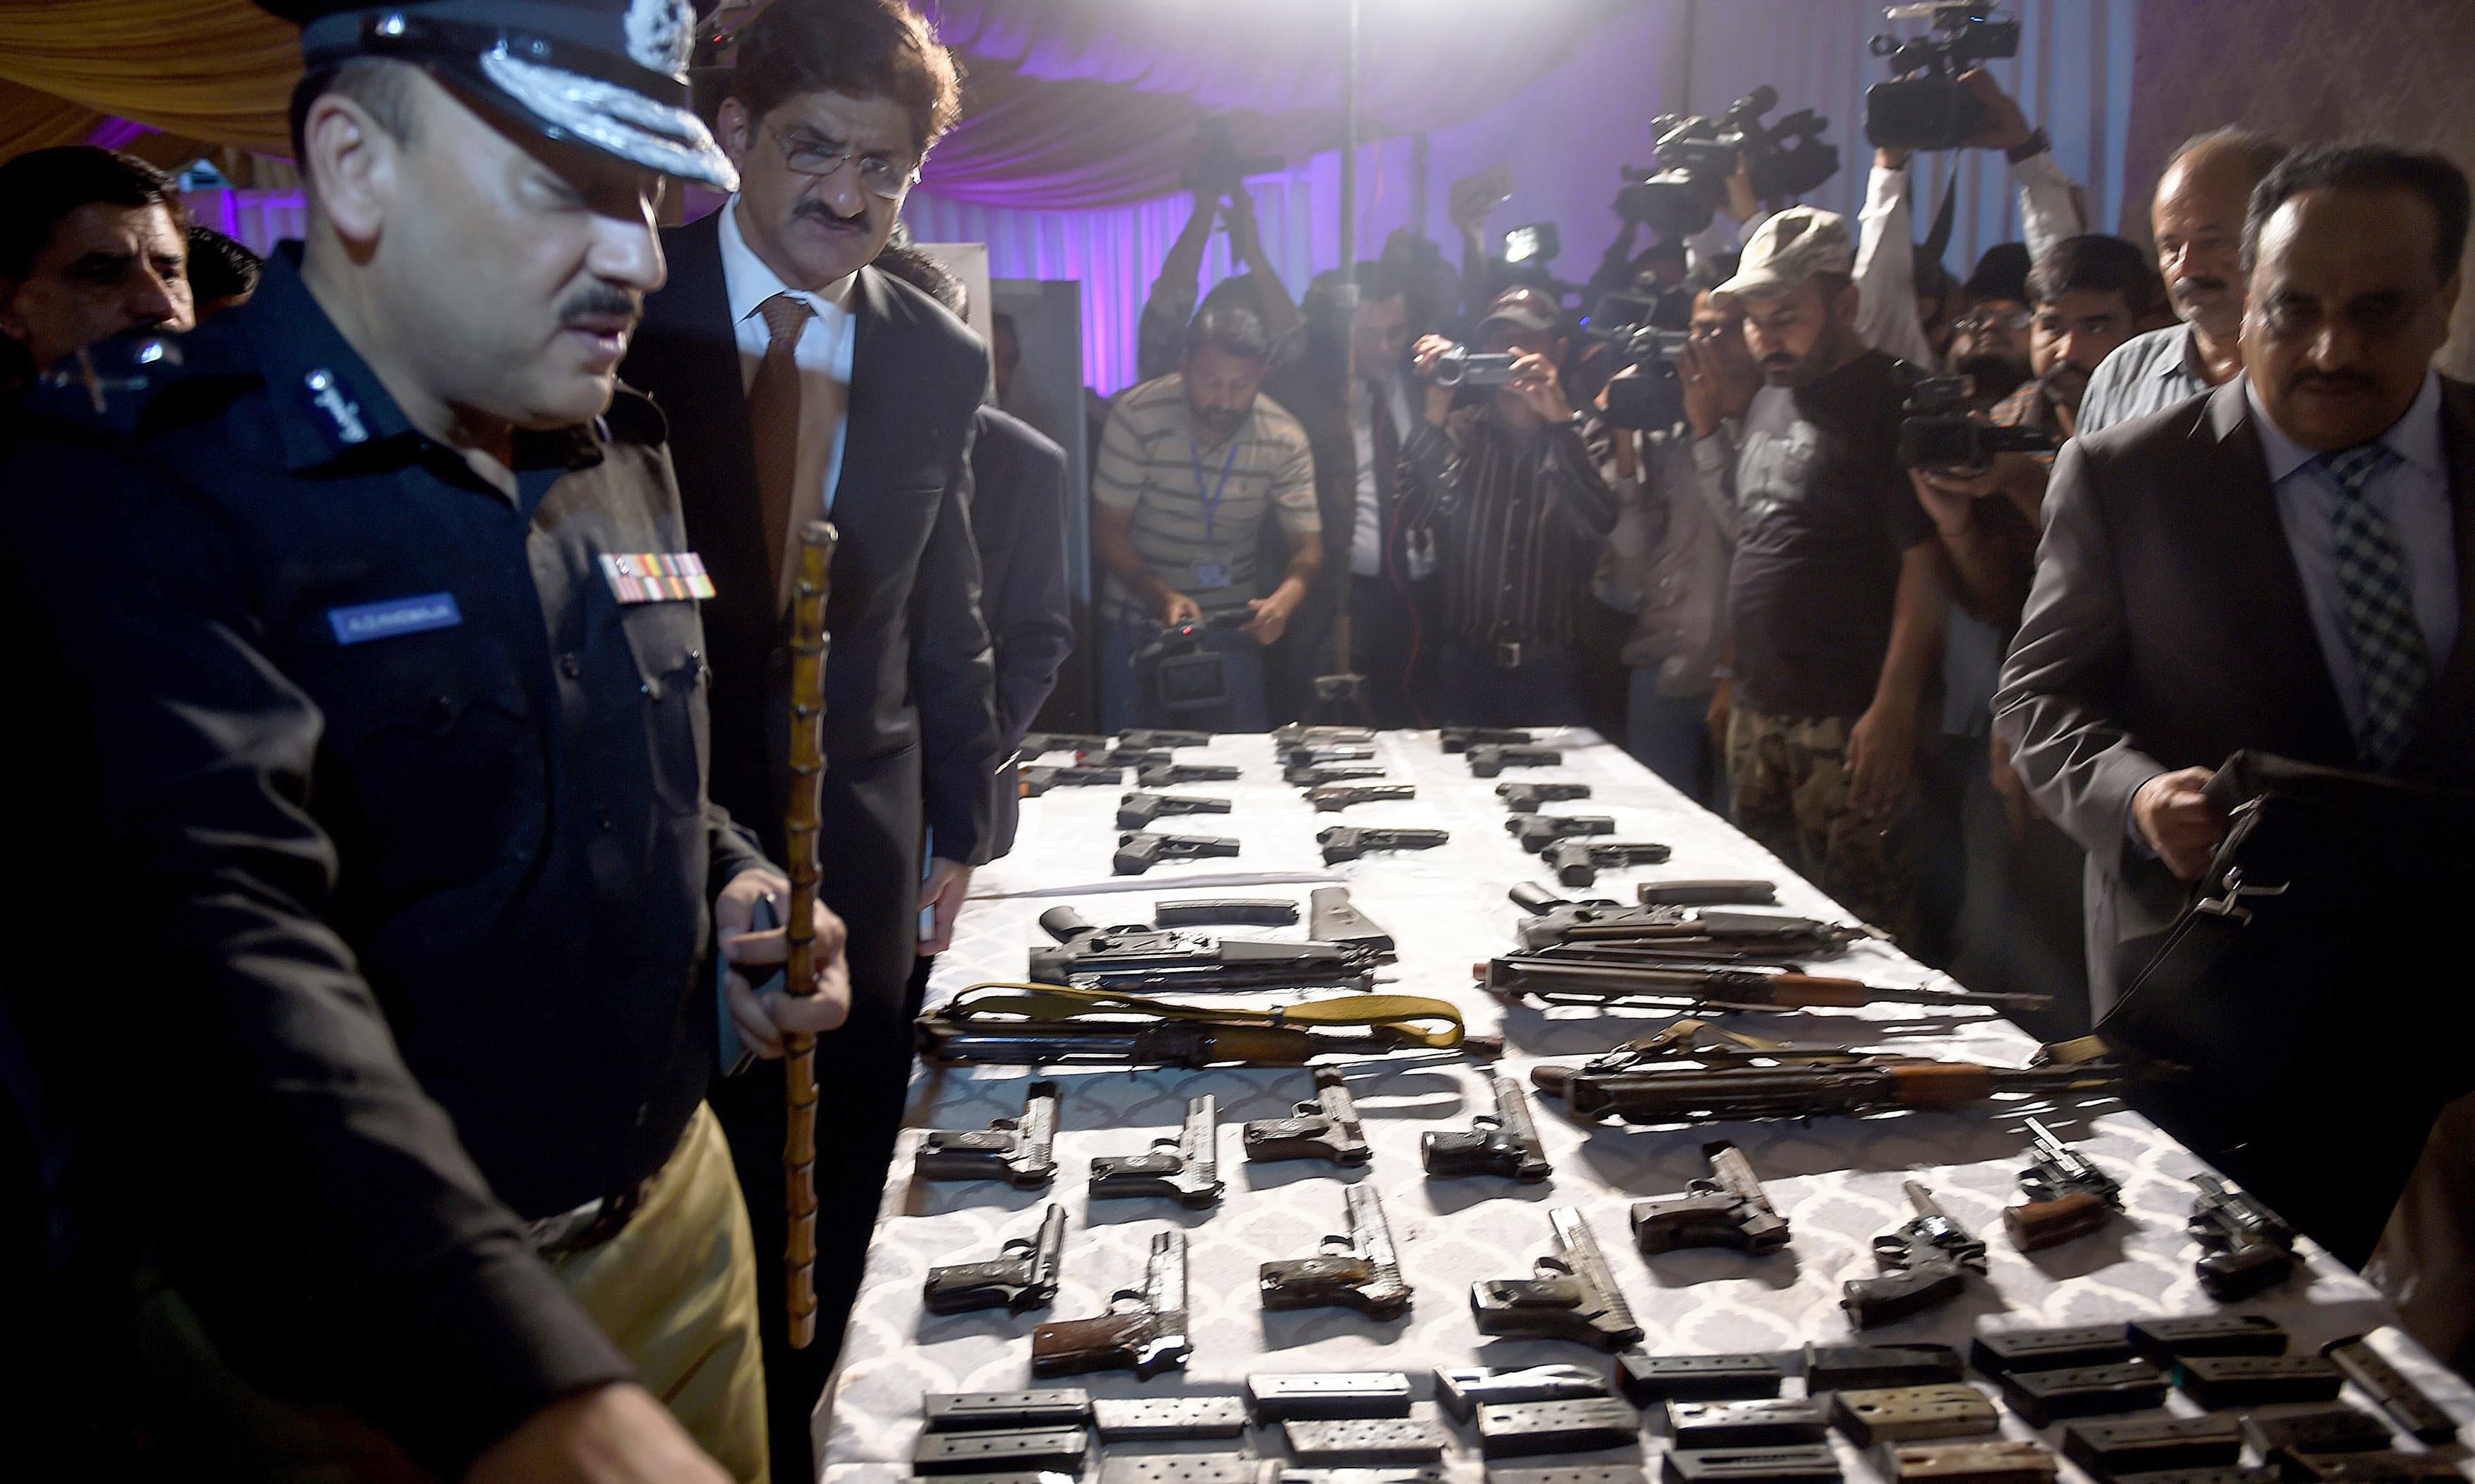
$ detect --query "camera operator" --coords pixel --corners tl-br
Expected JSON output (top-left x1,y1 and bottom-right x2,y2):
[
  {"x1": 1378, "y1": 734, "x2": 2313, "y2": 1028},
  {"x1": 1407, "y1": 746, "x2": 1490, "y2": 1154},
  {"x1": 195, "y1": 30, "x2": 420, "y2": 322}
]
[
  {"x1": 2078, "y1": 128, "x2": 2290, "y2": 434},
  {"x1": 1136, "y1": 186, "x2": 1303, "y2": 384},
  {"x1": 1944, "y1": 244, "x2": 2037, "y2": 400},
  {"x1": 1093, "y1": 305, "x2": 1322, "y2": 731},
  {"x1": 1710, "y1": 209, "x2": 1951, "y2": 947},
  {"x1": 1856, "y1": 69, "x2": 2083, "y2": 372},
  {"x1": 1399, "y1": 291, "x2": 1619, "y2": 725},
  {"x1": 1590, "y1": 264, "x2": 1761, "y2": 803}
]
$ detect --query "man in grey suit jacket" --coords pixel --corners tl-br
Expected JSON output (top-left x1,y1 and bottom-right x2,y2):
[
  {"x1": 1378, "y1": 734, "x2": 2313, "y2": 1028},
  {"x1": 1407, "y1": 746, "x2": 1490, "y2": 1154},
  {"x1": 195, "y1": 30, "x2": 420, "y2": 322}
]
[{"x1": 1997, "y1": 142, "x2": 2475, "y2": 1020}]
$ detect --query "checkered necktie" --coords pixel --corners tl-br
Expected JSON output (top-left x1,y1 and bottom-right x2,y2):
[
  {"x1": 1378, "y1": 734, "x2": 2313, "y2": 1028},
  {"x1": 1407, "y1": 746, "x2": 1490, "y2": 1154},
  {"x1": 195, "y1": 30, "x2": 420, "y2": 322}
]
[{"x1": 2316, "y1": 442, "x2": 2426, "y2": 769}]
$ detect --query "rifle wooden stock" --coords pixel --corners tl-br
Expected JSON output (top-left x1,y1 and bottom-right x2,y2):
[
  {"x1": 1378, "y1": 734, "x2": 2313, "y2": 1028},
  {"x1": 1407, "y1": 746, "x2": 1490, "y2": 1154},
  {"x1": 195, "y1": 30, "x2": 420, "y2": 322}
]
[
  {"x1": 1883, "y1": 1063, "x2": 1998, "y2": 1106},
  {"x1": 784, "y1": 521, "x2": 837, "y2": 1349}
]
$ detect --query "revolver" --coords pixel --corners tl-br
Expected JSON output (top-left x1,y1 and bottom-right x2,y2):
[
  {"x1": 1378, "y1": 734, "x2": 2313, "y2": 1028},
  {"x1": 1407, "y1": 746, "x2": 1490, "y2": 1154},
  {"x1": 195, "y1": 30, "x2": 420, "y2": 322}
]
[
  {"x1": 1319, "y1": 826, "x2": 1450, "y2": 865},
  {"x1": 1631, "y1": 1140, "x2": 1790, "y2": 1255},
  {"x1": 1032, "y1": 1228, "x2": 1192, "y2": 1379},
  {"x1": 1442, "y1": 726, "x2": 1534, "y2": 753},
  {"x1": 922, "y1": 1203, "x2": 1066, "y2": 1314},
  {"x1": 2186, "y1": 1174, "x2": 2296, "y2": 1301},
  {"x1": 1243, "y1": 1068, "x2": 1370, "y2": 1166},
  {"x1": 1469, "y1": 744, "x2": 1563, "y2": 778},
  {"x1": 1023, "y1": 764, "x2": 1122, "y2": 795},
  {"x1": 1114, "y1": 831, "x2": 1242, "y2": 875},
  {"x1": 1117, "y1": 790, "x2": 1233, "y2": 830},
  {"x1": 1309, "y1": 783, "x2": 1418, "y2": 812},
  {"x1": 1137, "y1": 761, "x2": 1241, "y2": 788},
  {"x1": 914, "y1": 1080, "x2": 1059, "y2": 1188},
  {"x1": 1422, "y1": 1073, "x2": 1552, "y2": 1181},
  {"x1": 1089, "y1": 1094, "x2": 1223, "y2": 1207},
  {"x1": 1119, "y1": 728, "x2": 1213, "y2": 749},
  {"x1": 1471, "y1": 1205, "x2": 1645, "y2": 1350},
  {"x1": 1498, "y1": 780, "x2": 1592, "y2": 812},
  {"x1": 2003, "y1": 1118, "x2": 2122, "y2": 1251},
  {"x1": 1259, "y1": 1183, "x2": 1413, "y2": 1320},
  {"x1": 1020, "y1": 732, "x2": 1108, "y2": 758},
  {"x1": 1843, "y1": 1181, "x2": 1987, "y2": 1328},
  {"x1": 1506, "y1": 814, "x2": 1617, "y2": 853},
  {"x1": 1545, "y1": 839, "x2": 1673, "y2": 887},
  {"x1": 1287, "y1": 761, "x2": 1388, "y2": 788}
]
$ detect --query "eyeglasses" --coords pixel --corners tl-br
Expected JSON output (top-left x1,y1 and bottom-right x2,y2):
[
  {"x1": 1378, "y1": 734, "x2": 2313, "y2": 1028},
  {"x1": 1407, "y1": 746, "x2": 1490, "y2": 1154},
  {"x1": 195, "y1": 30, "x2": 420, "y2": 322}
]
[
  {"x1": 764, "y1": 121, "x2": 918, "y2": 202},
  {"x1": 1952, "y1": 308, "x2": 2032, "y2": 334}
]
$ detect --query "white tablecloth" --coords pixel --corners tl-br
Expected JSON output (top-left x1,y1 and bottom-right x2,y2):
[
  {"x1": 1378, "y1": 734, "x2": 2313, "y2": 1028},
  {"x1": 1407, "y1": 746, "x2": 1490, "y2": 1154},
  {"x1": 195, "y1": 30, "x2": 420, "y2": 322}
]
[{"x1": 816, "y1": 729, "x2": 2471, "y2": 1484}]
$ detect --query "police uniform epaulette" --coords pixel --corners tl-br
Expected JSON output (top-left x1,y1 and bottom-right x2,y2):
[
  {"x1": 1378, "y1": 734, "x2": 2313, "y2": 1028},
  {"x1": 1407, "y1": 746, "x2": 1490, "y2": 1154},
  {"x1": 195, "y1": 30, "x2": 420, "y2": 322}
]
[
  {"x1": 23, "y1": 325, "x2": 260, "y2": 440},
  {"x1": 603, "y1": 380, "x2": 669, "y2": 446}
]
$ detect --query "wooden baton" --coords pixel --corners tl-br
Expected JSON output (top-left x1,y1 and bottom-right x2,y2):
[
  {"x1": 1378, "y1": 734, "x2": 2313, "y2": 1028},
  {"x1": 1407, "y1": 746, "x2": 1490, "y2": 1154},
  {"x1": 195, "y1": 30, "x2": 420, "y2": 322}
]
[{"x1": 784, "y1": 520, "x2": 837, "y2": 1350}]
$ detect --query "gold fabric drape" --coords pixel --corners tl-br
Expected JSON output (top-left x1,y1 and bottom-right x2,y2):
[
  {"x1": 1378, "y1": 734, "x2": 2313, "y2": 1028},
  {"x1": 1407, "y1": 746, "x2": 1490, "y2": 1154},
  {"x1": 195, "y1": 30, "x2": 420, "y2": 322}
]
[{"x1": 0, "y1": 0, "x2": 296, "y2": 160}]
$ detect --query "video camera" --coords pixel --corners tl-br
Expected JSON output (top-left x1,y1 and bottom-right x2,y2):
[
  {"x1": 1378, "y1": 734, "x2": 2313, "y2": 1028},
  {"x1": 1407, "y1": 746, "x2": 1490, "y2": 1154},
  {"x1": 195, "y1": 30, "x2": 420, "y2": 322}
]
[
  {"x1": 1897, "y1": 373, "x2": 2058, "y2": 470},
  {"x1": 1864, "y1": 3, "x2": 2023, "y2": 151},
  {"x1": 1601, "y1": 327, "x2": 1691, "y2": 432},
  {"x1": 1616, "y1": 86, "x2": 1841, "y2": 240},
  {"x1": 1424, "y1": 346, "x2": 1522, "y2": 389},
  {"x1": 1134, "y1": 609, "x2": 1254, "y2": 720},
  {"x1": 1180, "y1": 117, "x2": 1286, "y2": 197}
]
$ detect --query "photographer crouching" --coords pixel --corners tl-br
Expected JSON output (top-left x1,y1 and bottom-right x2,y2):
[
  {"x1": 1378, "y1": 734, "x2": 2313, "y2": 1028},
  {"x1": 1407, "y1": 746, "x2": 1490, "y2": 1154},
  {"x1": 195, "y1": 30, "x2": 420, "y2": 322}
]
[{"x1": 1399, "y1": 290, "x2": 1620, "y2": 726}]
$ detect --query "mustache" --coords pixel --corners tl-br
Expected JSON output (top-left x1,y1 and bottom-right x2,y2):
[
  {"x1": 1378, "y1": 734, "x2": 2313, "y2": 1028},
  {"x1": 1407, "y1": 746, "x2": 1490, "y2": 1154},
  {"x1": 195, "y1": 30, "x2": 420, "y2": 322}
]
[
  {"x1": 557, "y1": 284, "x2": 641, "y2": 329},
  {"x1": 2292, "y1": 369, "x2": 2382, "y2": 395},
  {"x1": 794, "y1": 197, "x2": 869, "y2": 229}
]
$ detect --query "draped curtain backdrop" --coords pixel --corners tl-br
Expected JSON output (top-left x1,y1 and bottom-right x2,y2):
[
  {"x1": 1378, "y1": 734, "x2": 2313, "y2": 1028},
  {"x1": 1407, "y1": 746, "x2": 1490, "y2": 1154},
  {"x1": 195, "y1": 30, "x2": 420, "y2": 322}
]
[{"x1": 0, "y1": 0, "x2": 2138, "y2": 387}]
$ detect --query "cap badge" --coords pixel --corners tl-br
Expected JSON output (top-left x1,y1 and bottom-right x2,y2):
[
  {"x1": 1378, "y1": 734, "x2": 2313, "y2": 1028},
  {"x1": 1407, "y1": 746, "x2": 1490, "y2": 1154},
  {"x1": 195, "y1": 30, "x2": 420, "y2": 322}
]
[{"x1": 625, "y1": 0, "x2": 695, "y2": 74}]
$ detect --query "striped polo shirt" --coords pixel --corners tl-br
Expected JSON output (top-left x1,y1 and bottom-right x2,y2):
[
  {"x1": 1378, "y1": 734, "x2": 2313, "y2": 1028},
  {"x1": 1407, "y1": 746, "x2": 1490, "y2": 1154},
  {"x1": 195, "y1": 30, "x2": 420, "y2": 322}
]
[
  {"x1": 2076, "y1": 322, "x2": 2215, "y2": 436},
  {"x1": 1093, "y1": 373, "x2": 1320, "y2": 621}
]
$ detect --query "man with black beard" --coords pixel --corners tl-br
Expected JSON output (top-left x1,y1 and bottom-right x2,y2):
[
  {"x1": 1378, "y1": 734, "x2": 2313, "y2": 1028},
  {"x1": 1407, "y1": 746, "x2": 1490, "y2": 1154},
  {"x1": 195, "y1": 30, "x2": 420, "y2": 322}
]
[
  {"x1": 2079, "y1": 128, "x2": 2289, "y2": 434},
  {"x1": 1706, "y1": 209, "x2": 1949, "y2": 946}
]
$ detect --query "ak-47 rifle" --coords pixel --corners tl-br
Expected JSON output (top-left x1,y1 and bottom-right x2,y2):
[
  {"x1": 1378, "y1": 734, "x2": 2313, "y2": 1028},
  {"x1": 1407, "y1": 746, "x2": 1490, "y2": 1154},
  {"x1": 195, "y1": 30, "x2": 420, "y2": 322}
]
[
  {"x1": 1506, "y1": 884, "x2": 1876, "y2": 959},
  {"x1": 1027, "y1": 906, "x2": 1379, "y2": 992},
  {"x1": 917, "y1": 983, "x2": 1496, "y2": 1068},
  {"x1": 1259, "y1": 1184, "x2": 1413, "y2": 1319},
  {"x1": 1482, "y1": 954, "x2": 2047, "y2": 1014},
  {"x1": 783, "y1": 520, "x2": 837, "y2": 1350}
]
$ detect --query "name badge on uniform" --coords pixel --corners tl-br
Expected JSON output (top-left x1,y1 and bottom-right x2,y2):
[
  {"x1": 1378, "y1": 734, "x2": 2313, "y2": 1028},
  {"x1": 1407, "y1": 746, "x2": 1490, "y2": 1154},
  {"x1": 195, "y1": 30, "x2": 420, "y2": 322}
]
[
  {"x1": 1193, "y1": 563, "x2": 1230, "y2": 590},
  {"x1": 600, "y1": 552, "x2": 716, "y2": 604},
  {"x1": 328, "y1": 592, "x2": 462, "y2": 645}
]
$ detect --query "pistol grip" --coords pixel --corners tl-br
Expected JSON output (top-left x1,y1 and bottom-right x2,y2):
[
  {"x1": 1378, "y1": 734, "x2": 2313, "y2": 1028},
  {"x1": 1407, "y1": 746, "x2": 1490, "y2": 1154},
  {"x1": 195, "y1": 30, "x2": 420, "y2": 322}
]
[
  {"x1": 2003, "y1": 1191, "x2": 2109, "y2": 1251},
  {"x1": 1841, "y1": 1261, "x2": 1967, "y2": 1328},
  {"x1": 1030, "y1": 1313, "x2": 1152, "y2": 1377}
]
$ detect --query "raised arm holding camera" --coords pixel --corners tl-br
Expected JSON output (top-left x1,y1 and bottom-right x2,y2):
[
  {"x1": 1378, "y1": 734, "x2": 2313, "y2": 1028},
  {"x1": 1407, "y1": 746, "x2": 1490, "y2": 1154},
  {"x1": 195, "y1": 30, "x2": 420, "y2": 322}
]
[{"x1": 1135, "y1": 181, "x2": 1303, "y2": 385}]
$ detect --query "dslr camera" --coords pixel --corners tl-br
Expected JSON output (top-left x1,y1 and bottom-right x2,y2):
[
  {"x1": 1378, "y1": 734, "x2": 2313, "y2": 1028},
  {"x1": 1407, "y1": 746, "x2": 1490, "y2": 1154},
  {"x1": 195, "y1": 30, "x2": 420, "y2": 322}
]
[
  {"x1": 1864, "y1": 3, "x2": 2023, "y2": 151},
  {"x1": 1616, "y1": 86, "x2": 1841, "y2": 240},
  {"x1": 1180, "y1": 117, "x2": 1286, "y2": 197},
  {"x1": 1134, "y1": 610, "x2": 1252, "y2": 720},
  {"x1": 1897, "y1": 373, "x2": 2058, "y2": 470}
]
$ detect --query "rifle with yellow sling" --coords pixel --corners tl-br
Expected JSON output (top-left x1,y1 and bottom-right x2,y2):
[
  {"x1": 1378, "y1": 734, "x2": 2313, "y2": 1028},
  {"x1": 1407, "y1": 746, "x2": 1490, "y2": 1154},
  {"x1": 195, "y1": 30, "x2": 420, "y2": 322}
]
[
  {"x1": 918, "y1": 982, "x2": 1500, "y2": 1068},
  {"x1": 783, "y1": 521, "x2": 836, "y2": 1350}
]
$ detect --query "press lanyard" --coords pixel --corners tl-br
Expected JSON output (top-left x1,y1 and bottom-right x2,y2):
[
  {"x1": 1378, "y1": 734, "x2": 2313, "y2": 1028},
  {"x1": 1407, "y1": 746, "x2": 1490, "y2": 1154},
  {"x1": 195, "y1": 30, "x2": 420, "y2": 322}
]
[{"x1": 1189, "y1": 436, "x2": 1240, "y2": 542}]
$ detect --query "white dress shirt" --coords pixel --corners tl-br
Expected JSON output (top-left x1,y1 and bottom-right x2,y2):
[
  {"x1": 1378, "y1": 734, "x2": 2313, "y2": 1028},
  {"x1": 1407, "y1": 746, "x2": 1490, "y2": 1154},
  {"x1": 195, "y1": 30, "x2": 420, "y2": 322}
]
[
  {"x1": 2247, "y1": 370, "x2": 2459, "y2": 737},
  {"x1": 717, "y1": 197, "x2": 856, "y2": 604}
]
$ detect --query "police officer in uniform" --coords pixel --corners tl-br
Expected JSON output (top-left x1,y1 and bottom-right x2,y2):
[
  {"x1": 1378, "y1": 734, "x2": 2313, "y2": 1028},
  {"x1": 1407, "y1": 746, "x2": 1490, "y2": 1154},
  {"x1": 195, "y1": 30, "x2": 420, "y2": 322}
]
[{"x1": 1, "y1": 4, "x2": 846, "y2": 1482}]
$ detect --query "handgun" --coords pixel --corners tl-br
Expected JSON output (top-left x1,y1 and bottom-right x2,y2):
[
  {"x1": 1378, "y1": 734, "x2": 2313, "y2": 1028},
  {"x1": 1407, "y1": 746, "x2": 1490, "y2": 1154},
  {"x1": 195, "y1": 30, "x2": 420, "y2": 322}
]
[
  {"x1": 1138, "y1": 761, "x2": 1241, "y2": 787},
  {"x1": 1842, "y1": 1181, "x2": 1988, "y2": 1328},
  {"x1": 2003, "y1": 1118, "x2": 2122, "y2": 1251},
  {"x1": 2186, "y1": 1174, "x2": 2297, "y2": 1301},
  {"x1": 1498, "y1": 781, "x2": 1593, "y2": 812},
  {"x1": 1153, "y1": 897, "x2": 1299, "y2": 927},
  {"x1": 1103, "y1": 748, "x2": 1175, "y2": 772},
  {"x1": 1309, "y1": 884, "x2": 1397, "y2": 957},
  {"x1": 914, "y1": 1080, "x2": 1059, "y2": 1187},
  {"x1": 1029, "y1": 906, "x2": 1377, "y2": 991},
  {"x1": 1284, "y1": 743, "x2": 1378, "y2": 767},
  {"x1": 1288, "y1": 761, "x2": 1390, "y2": 788},
  {"x1": 1469, "y1": 744, "x2": 1563, "y2": 778},
  {"x1": 1030, "y1": 1227, "x2": 1192, "y2": 1379},
  {"x1": 1442, "y1": 727, "x2": 1534, "y2": 752},
  {"x1": 921, "y1": 1203, "x2": 1066, "y2": 1315},
  {"x1": 1259, "y1": 1183, "x2": 1414, "y2": 1320},
  {"x1": 1089, "y1": 1094, "x2": 1223, "y2": 1208},
  {"x1": 1545, "y1": 839, "x2": 1674, "y2": 887},
  {"x1": 1114, "y1": 831, "x2": 1242, "y2": 875},
  {"x1": 1022, "y1": 764, "x2": 1121, "y2": 795},
  {"x1": 1117, "y1": 790, "x2": 1234, "y2": 829},
  {"x1": 1119, "y1": 728, "x2": 1213, "y2": 749},
  {"x1": 1422, "y1": 1074, "x2": 1552, "y2": 1181},
  {"x1": 1507, "y1": 814, "x2": 1617, "y2": 853},
  {"x1": 1020, "y1": 732, "x2": 1108, "y2": 758},
  {"x1": 1243, "y1": 1067, "x2": 1370, "y2": 1165},
  {"x1": 1320, "y1": 826, "x2": 1449, "y2": 865},
  {"x1": 1271, "y1": 723, "x2": 1376, "y2": 748},
  {"x1": 1310, "y1": 783, "x2": 1418, "y2": 812},
  {"x1": 1631, "y1": 1140, "x2": 1790, "y2": 1255},
  {"x1": 1471, "y1": 1205, "x2": 1645, "y2": 1350}
]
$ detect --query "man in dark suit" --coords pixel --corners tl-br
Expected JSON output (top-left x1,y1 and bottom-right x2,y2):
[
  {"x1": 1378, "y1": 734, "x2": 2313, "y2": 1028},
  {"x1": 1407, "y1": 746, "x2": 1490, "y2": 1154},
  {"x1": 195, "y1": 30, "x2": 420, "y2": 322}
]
[
  {"x1": 618, "y1": 0, "x2": 996, "y2": 1471},
  {"x1": 1996, "y1": 143, "x2": 2472, "y2": 1266}
]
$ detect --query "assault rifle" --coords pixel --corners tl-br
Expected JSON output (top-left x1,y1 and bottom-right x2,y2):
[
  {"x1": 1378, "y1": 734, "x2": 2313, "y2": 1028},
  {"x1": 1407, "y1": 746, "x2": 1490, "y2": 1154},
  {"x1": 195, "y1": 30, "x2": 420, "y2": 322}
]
[
  {"x1": 1032, "y1": 1229, "x2": 1192, "y2": 1378},
  {"x1": 1028, "y1": 906, "x2": 1378, "y2": 991},
  {"x1": 1530, "y1": 1053, "x2": 2121, "y2": 1125},
  {"x1": 1320, "y1": 826, "x2": 1449, "y2": 864},
  {"x1": 1117, "y1": 790, "x2": 1233, "y2": 830},
  {"x1": 1631, "y1": 1141, "x2": 1789, "y2": 1255},
  {"x1": 1471, "y1": 1205, "x2": 1644, "y2": 1350},
  {"x1": 2003, "y1": 1118, "x2": 2122, "y2": 1250},
  {"x1": 1259, "y1": 1184, "x2": 1413, "y2": 1319},
  {"x1": 1508, "y1": 884, "x2": 1877, "y2": 958},
  {"x1": 918, "y1": 985, "x2": 1495, "y2": 1069},
  {"x1": 1114, "y1": 831, "x2": 1241, "y2": 875},
  {"x1": 1843, "y1": 1182, "x2": 1986, "y2": 1328},
  {"x1": 2187, "y1": 1174, "x2": 2297, "y2": 1301},
  {"x1": 922, "y1": 1203, "x2": 1066, "y2": 1314},
  {"x1": 1484, "y1": 954, "x2": 2046, "y2": 1013}
]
